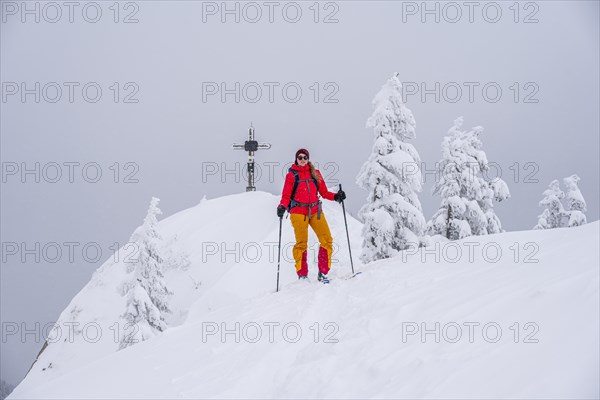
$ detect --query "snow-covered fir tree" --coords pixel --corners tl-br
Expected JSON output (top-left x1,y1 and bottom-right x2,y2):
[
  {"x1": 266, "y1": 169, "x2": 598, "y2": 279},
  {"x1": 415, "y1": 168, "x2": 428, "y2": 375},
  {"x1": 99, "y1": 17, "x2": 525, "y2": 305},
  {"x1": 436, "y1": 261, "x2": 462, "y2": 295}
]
[
  {"x1": 563, "y1": 174, "x2": 587, "y2": 227},
  {"x1": 427, "y1": 117, "x2": 510, "y2": 239},
  {"x1": 356, "y1": 73, "x2": 426, "y2": 263},
  {"x1": 119, "y1": 197, "x2": 173, "y2": 350},
  {"x1": 533, "y1": 179, "x2": 566, "y2": 230}
]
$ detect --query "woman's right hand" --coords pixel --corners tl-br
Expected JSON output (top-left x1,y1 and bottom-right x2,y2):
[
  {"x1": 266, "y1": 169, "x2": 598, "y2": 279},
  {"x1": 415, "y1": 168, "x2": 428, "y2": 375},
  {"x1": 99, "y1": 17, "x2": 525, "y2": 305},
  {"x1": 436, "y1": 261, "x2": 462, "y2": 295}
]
[{"x1": 277, "y1": 205, "x2": 286, "y2": 218}]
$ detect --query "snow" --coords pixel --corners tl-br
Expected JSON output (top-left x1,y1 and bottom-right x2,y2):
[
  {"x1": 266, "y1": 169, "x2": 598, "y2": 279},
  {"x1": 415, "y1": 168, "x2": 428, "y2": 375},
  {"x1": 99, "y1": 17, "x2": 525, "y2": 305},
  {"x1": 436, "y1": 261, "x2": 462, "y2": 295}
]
[{"x1": 8, "y1": 191, "x2": 599, "y2": 399}]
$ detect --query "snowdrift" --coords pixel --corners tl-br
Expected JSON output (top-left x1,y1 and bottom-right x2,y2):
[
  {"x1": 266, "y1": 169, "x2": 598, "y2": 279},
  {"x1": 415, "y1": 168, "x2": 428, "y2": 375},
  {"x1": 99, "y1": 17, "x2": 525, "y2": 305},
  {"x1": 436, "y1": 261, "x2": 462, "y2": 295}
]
[{"x1": 9, "y1": 191, "x2": 599, "y2": 399}]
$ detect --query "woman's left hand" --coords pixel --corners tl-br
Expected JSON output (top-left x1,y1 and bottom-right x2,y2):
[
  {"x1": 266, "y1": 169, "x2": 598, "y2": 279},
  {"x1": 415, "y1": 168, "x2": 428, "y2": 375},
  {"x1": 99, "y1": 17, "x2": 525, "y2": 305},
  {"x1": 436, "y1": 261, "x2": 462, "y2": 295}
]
[{"x1": 334, "y1": 190, "x2": 346, "y2": 203}]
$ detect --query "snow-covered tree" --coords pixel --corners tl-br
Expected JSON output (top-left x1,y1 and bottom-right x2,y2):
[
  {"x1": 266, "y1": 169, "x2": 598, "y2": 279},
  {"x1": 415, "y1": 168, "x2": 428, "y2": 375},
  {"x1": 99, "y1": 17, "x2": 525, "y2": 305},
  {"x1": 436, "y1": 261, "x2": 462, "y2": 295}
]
[
  {"x1": 427, "y1": 117, "x2": 510, "y2": 239},
  {"x1": 533, "y1": 176, "x2": 587, "y2": 229},
  {"x1": 356, "y1": 73, "x2": 426, "y2": 263},
  {"x1": 563, "y1": 174, "x2": 587, "y2": 227},
  {"x1": 533, "y1": 180, "x2": 566, "y2": 230},
  {"x1": 119, "y1": 197, "x2": 173, "y2": 350}
]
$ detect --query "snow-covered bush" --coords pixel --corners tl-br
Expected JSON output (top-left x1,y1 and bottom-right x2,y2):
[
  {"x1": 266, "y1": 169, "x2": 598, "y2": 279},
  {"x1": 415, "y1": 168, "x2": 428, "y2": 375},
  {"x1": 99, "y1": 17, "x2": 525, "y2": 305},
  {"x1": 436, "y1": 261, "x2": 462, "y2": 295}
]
[
  {"x1": 563, "y1": 174, "x2": 587, "y2": 227},
  {"x1": 534, "y1": 175, "x2": 587, "y2": 229},
  {"x1": 534, "y1": 180, "x2": 566, "y2": 229}
]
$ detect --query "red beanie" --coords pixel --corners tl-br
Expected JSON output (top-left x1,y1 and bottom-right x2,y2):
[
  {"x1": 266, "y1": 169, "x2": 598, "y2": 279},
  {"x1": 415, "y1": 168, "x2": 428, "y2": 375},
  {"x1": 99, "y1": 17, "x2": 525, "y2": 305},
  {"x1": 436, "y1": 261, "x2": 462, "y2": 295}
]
[{"x1": 295, "y1": 148, "x2": 309, "y2": 160}]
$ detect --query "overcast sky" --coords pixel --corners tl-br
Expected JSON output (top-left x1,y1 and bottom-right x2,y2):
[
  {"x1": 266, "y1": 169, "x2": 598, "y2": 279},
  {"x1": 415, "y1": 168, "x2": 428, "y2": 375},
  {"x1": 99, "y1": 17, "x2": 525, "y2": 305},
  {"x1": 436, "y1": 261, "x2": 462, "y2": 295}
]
[{"x1": 1, "y1": 0, "x2": 598, "y2": 386}]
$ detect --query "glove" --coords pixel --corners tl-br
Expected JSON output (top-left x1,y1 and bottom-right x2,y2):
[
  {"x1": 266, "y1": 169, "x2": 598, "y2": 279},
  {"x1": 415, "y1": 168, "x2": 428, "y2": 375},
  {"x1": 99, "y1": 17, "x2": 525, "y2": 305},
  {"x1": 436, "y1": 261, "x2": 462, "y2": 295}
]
[
  {"x1": 334, "y1": 190, "x2": 346, "y2": 203},
  {"x1": 276, "y1": 205, "x2": 286, "y2": 218}
]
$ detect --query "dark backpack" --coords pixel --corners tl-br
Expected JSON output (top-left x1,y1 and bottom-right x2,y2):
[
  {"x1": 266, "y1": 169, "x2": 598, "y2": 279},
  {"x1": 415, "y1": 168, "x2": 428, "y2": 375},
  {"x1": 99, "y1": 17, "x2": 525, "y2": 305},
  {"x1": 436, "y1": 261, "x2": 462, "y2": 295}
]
[{"x1": 287, "y1": 167, "x2": 319, "y2": 211}]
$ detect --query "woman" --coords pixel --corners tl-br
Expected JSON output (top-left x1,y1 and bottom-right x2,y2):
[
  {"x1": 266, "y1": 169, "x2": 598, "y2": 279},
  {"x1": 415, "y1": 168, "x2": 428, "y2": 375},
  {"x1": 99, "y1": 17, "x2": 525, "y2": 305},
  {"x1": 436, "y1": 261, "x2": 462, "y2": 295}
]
[{"x1": 276, "y1": 148, "x2": 346, "y2": 282}]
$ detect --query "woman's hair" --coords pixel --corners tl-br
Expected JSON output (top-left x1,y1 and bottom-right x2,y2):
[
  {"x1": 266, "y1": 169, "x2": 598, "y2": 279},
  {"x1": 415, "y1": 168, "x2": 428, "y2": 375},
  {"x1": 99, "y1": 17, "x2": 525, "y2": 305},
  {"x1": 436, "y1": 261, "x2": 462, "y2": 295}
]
[{"x1": 307, "y1": 161, "x2": 321, "y2": 184}]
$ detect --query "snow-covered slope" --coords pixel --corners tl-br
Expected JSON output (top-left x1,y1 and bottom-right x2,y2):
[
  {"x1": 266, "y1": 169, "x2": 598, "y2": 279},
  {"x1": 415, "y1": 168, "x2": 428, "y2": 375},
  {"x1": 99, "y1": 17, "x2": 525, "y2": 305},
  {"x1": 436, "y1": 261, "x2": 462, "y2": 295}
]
[
  {"x1": 11, "y1": 191, "x2": 363, "y2": 394},
  {"x1": 10, "y1": 192, "x2": 599, "y2": 399}
]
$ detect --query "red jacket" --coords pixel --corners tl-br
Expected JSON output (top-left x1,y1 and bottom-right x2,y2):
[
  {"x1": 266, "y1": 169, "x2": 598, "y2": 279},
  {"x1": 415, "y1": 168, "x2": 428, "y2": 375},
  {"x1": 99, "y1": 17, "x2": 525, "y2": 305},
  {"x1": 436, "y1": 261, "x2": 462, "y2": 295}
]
[{"x1": 279, "y1": 163, "x2": 336, "y2": 216}]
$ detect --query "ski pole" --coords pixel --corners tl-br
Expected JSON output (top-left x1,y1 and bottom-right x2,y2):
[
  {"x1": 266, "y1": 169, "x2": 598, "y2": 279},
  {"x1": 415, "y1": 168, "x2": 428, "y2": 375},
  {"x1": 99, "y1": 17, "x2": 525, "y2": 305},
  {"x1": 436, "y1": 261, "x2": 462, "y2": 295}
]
[
  {"x1": 276, "y1": 214, "x2": 283, "y2": 292},
  {"x1": 339, "y1": 184, "x2": 355, "y2": 275}
]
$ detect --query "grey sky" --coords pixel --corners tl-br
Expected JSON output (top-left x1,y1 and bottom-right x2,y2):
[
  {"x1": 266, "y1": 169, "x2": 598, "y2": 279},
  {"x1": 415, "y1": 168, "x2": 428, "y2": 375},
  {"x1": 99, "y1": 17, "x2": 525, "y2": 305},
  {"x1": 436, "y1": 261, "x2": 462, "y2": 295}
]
[{"x1": 1, "y1": 0, "x2": 598, "y2": 387}]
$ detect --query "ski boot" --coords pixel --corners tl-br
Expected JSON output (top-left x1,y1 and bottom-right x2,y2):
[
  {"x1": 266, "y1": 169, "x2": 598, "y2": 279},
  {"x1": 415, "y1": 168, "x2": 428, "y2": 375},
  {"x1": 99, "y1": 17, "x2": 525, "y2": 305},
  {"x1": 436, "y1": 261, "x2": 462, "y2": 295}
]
[{"x1": 317, "y1": 271, "x2": 330, "y2": 284}]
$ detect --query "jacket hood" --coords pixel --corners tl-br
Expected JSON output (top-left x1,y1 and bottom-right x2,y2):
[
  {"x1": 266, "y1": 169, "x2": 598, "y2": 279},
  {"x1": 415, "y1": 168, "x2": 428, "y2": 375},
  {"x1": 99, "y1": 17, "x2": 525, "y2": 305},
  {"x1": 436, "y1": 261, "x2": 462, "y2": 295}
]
[{"x1": 291, "y1": 163, "x2": 310, "y2": 172}]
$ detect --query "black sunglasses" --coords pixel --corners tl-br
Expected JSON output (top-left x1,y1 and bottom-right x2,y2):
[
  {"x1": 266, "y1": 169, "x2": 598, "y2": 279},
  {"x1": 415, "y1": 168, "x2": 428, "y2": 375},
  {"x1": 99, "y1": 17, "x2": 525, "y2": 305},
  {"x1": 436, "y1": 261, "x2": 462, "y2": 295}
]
[{"x1": 297, "y1": 155, "x2": 308, "y2": 161}]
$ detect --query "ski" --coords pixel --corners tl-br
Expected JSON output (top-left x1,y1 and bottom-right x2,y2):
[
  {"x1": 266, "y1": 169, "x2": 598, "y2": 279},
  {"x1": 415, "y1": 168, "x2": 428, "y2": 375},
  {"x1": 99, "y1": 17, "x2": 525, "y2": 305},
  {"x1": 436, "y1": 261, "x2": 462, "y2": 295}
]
[{"x1": 343, "y1": 272, "x2": 363, "y2": 280}]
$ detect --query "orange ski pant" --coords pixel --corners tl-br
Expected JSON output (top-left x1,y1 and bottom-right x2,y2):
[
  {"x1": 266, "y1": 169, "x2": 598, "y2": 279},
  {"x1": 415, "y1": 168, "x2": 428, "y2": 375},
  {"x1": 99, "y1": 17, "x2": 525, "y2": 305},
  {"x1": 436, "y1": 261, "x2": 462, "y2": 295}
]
[{"x1": 290, "y1": 212, "x2": 333, "y2": 277}]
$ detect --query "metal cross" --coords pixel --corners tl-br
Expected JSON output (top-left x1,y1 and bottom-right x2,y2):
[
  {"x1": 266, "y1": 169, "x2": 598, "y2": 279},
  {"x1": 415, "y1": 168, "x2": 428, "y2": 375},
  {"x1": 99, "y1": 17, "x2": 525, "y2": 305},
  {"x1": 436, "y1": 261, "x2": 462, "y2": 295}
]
[{"x1": 232, "y1": 123, "x2": 271, "y2": 192}]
